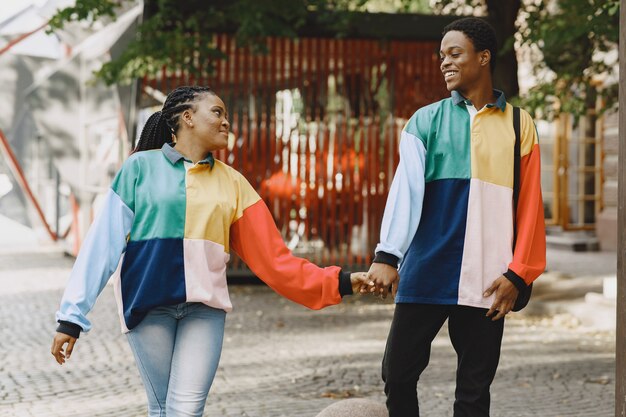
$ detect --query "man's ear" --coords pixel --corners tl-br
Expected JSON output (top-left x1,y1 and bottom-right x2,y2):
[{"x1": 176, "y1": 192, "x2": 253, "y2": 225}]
[{"x1": 480, "y1": 50, "x2": 491, "y2": 67}]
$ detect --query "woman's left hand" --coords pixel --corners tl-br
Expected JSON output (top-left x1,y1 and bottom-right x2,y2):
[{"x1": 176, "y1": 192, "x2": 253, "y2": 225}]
[
  {"x1": 350, "y1": 272, "x2": 375, "y2": 295},
  {"x1": 51, "y1": 332, "x2": 77, "y2": 365}
]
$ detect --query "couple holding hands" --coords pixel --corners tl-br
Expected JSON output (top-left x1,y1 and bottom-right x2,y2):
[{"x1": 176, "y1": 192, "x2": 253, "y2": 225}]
[{"x1": 52, "y1": 17, "x2": 545, "y2": 417}]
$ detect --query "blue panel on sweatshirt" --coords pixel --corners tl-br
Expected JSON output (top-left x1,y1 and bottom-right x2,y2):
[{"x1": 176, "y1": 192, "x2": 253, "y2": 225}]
[
  {"x1": 121, "y1": 238, "x2": 186, "y2": 330},
  {"x1": 396, "y1": 179, "x2": 469, "y2": 304}
]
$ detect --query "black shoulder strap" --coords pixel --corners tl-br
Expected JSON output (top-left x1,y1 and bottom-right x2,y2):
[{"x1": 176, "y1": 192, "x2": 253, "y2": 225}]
[{"x1": 512, "y1": 106, "x2": 521, "y2": 251}]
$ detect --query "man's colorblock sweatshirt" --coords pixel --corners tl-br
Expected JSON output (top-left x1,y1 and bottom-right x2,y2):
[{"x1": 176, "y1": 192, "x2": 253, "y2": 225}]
[
  {"x1": 374, "y1": 91, "x2": 546, "y2": 309},
  {"x1": 56, "y1": 144, "x2": 352, "y2": 335}
]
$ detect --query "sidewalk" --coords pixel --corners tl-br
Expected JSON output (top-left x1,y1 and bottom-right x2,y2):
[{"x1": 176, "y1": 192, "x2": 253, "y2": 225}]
[
  {"x1": 530, "y1": 247, "x2": 617, "y2": 330},
  {"x1": 0, "y1": 215, "x2": 617, "y2": 416}
]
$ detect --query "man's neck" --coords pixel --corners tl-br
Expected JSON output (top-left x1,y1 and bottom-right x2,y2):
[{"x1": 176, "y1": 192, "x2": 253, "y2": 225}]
[
  {"x1": 463, "y1": 90, "x2": 497, "y2": 110},
  {"x1": 458, "y1": 82, "x2": 496, "y2": 111}
]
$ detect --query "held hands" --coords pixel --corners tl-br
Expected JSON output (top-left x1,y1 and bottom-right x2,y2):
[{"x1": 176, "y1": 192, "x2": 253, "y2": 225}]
[
  {"x1": 484, "y1": 275, "x2": 519, "y2": 321},
  {"x1": 51, "y1": 332, "x2": 77, "y2": 365},
  {"x1": 350, "y1": 272, "x2": 375, "y2": 294},
  {"x1": 350, "y1": 264, "x2": 398, "y2": 298},
  {"x1": 366, "y1": 262, "x2": 399, "y2": 299}
]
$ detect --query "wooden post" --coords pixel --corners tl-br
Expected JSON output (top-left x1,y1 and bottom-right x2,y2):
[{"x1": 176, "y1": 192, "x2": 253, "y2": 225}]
[{"x1": 616, "y1": 0, "x2": 626, "y2": 415}]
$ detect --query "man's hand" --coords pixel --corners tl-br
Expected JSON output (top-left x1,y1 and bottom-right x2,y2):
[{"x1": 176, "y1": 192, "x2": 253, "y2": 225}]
[
  {"x1": 484, "y1": 276, "x2": 519, "y2": 321},
  {"x1": 367, "y1": 262, "x2": 399, "y2": 299},
  {"x1": 51, "y1": 332, "x2": 77, "y2": 365}
]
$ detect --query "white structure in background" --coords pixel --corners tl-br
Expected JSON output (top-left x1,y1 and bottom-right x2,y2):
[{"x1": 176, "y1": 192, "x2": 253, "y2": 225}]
[{"x1": 0, "y1": 0, "x2": 142, "y2": 253}]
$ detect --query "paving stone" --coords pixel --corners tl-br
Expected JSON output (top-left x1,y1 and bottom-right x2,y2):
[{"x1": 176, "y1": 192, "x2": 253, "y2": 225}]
[
  {"x1": 315, "y1": 398, "x2": 388, "y2": 417},
  {"x1": 0, "y1": 247, "x2": 616, "y2": 416}
]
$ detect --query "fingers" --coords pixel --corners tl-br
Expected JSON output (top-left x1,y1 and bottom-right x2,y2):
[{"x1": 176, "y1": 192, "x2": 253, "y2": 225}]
[
  {"x1": 51, "y1": 333, "x2": 77, "y2": 365},
  {"x1": 51, "y1": 338, "x2": 65, "y2": 365},
  {"x1": 361, "y1": 263, "x2": 400, "y2": 300},
  {"x1": 378, "y1": 285, "x2": 389, "y2": 299},
  {"x1": 350, "y1": 272, "x2": 368, "y2": 283},
  {"x1": 351, "y1": 272, "x2": 377, "y2": 295},
  {"x1": 491, "y1": 308, "x2": 508, "y2": 321},
  {"x1": 486, "y1": 294, "x2": 502, "y2": 319},
  {"x1": 486, "y1": 298, "x2": 513, "y2": 321},
  {"x1": 486, "y1": 305, "x2": 506, "y2": 320},
  {"x1": 485, "y1": 278, "x2": 517, "y2": 320},
  {"x1": 483, "y1": 282, "x2": 498, "y2": 298},
  {"x1": 66, "y1": 338, "x2": 76, "y2": 359},
  {"x1": 358, "y1": 282, "x2": 376, "y2": 294}
]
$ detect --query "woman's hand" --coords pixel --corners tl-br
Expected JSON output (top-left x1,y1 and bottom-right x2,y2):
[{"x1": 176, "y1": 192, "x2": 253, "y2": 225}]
[
  {"x1": 51, "y1": 332, "x2": 77, "y2": 365},
  {"x1": 350, "y1": 272, "x2": 375, "y2": 294}
]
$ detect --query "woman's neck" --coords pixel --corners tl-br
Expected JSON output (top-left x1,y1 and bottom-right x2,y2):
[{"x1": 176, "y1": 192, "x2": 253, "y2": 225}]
[{"x1": 174, "y1": 138, "x2": 210, "y2": 164}]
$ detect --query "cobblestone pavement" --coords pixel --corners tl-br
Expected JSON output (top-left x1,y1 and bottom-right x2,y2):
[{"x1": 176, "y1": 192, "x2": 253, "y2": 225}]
[{"x1": 0, "y1": 248, "x2": 615, "y2": 417}]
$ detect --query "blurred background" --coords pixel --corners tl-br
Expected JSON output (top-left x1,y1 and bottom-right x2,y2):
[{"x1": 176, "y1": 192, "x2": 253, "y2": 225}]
[{"x1": 0, "y1": 0, "x2": 619, "y2": 270}]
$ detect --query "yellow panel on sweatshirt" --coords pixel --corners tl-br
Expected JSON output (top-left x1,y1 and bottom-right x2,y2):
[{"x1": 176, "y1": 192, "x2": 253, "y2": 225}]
[
  {"x1": 470, "y1": 103, "x2": 514, "y2": 188},
  {"x1": 470, "y1": 104, "x2": 539, "y2": 187},
  {"x1": 184, "y1": 160, "x2": 261, "y2": 252}
]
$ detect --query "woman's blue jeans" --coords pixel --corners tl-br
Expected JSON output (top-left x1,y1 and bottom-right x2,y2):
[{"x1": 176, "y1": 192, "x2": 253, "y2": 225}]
[{"x1": 126, "y1": 302, "x2": 226, "y2": 417}]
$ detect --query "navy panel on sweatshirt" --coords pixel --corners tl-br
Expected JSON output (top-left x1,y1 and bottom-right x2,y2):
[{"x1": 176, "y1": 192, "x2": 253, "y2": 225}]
[
  {"x1": 121, "y1": 238, "x2": 186, "y2": 330},
  {"x1": 396, "y1": 178, "x2": 470, "y2": 304}
]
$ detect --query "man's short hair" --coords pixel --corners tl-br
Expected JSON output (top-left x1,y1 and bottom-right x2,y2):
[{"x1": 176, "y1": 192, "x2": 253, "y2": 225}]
[{"x1": 442, "y1": 17, "x2": 498, "y2": 72}]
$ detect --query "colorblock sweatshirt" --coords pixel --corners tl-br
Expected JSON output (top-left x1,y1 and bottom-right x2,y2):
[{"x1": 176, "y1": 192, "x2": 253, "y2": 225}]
[
  {"x1": 56, "y1": 143, "x2": 352, "y2": 336},
  {"x1": 374, "y1": 90, "x2": 546, "y2": 309}
]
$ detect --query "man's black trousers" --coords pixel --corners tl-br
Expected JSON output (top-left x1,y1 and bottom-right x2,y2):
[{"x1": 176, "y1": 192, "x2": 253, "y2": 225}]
[{"x1": 382, "y1": 303, "x2": 505, "y2": 417}]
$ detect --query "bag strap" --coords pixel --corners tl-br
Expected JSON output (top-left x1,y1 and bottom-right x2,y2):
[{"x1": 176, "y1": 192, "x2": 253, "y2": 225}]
[{"x1": 512, "y1": 106, "x2": 521, "y2": 251}]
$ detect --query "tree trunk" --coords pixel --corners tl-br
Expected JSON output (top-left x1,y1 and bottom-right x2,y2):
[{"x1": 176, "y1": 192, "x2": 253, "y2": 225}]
[{"x1": 485, "y1": 0, "x2": 521, "y2": 99}]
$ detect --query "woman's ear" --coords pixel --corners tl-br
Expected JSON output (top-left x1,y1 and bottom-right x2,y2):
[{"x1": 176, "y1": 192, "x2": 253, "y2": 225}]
[{"x1": 182, "y1": 110, "x2": 193, "y2": 127}]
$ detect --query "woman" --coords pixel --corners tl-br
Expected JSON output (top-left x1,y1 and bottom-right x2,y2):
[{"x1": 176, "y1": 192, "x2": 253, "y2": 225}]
[{"x1": 51, "y1": 86, "x2": 371, "y2": 417}]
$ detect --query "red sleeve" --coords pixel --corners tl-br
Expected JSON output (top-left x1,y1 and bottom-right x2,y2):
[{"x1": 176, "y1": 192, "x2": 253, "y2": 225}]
[
  {"x1": 508, "y1": 143, "x2": 546, "y2": 284},
  {"x1": 230, "y1": 199, "x2": 343, "y2": 309}
]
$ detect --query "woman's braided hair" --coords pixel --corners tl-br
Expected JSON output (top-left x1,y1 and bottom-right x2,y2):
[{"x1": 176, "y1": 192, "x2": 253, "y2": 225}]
[{"x1": 133, "y1": 86, "x2": 214, "y2": 152}]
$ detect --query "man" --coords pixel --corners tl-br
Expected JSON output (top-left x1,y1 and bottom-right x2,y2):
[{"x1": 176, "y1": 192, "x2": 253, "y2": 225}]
[{"x1": 367, "y1": 17, "x2": 546, "y2": 417}]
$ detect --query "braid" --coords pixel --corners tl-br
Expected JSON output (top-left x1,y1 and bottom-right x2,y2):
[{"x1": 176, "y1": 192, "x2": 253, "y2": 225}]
[
  {"x1": 162, "y1": 86, "x2": 214, "y2": 135},
  {"x1": 133, "y1": 111, "x2": 171, "y2": 152},
  {"x1": 133, "y1": 86, "x2": 214, "y2": 153}
]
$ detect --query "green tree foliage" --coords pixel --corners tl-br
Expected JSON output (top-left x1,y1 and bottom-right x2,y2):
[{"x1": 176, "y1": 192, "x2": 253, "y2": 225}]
[
  {"x1": 48, "y1": 0, "x2": 618, "y2": 120},
  {"x1": 47, "y1": 0, "x2": 119, "y2": 29},
  {"x1": 47, "y1": 0, "x2": 373, "y2": 85},
  {"x1": 397, "y1": 0, "x2": 619, "y2": 119},
  {"x1": 519, "y1": 0, "x2": 619, "y2": 119}
]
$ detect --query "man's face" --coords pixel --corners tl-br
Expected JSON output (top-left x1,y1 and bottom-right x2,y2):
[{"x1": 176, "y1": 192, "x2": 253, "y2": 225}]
[{"x1": 439, "y1": 30, "x2": 489, "y2": 93}]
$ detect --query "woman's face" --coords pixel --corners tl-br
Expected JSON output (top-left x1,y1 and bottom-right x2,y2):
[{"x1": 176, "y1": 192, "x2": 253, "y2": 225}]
[{"x1": 187, "y1": 93, "x2": 230, "y2": 151}]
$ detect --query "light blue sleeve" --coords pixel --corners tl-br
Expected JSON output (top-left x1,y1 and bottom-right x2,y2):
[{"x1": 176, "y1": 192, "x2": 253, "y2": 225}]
[
  {"x1": 55, "y1": 188, "x2": 134, "y2": 332},
  {"x1": 374, "y1": 130, "x2": 426, "y2": 263}
]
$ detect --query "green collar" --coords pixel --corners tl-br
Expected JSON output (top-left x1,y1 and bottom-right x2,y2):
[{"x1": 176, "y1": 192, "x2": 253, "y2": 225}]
[
  {"x1": 162, "y1": 143, "x2": 215, "y2": 169},
  {"x1": 451, "y1": 89, "x2": 507, "y2": 112}
]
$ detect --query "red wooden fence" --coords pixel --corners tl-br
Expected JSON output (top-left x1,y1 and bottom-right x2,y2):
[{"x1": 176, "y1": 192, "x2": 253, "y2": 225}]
[{"x1": 145, "y1": 35, "x2": 448, "y2": 269}]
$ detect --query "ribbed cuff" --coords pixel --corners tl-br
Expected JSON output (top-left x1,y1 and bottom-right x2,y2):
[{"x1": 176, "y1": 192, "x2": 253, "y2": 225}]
[
  {"x1": 373, "y1": 251, "x2": 399, "y2": 268},
  {"x1": 56, "y1": 321, "x2": 82, "y2": 339},
  {"x1": 339, "y1": 269, "x2": 353, "y2": 297},
  {"x1": 503, "y1": 269, "x2": 528, "y2": 293}
]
